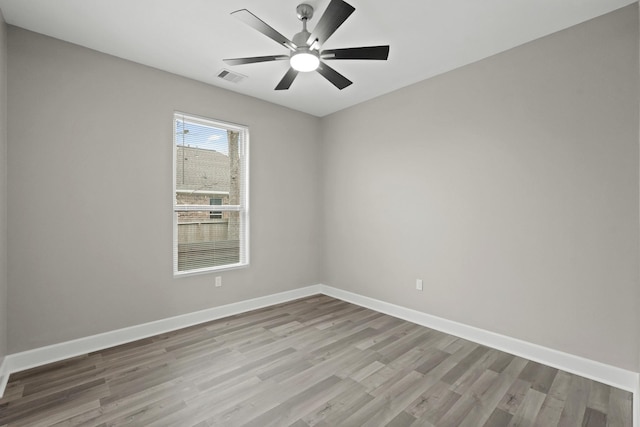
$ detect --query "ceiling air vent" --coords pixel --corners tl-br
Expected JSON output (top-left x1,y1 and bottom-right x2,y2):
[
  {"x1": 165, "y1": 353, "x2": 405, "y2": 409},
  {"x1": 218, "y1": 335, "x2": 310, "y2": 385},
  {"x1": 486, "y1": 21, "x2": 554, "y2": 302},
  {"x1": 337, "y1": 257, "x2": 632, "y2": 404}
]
[{"x1": 217, "y1": 69, "x2": 247, "y2": 83}]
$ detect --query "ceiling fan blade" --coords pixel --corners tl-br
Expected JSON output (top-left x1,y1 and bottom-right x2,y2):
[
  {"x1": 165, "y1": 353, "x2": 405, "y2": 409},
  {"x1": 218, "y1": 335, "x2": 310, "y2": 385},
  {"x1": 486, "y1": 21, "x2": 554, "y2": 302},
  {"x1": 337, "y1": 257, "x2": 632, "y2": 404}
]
[
  {"x1": 224, "y1": 55, "x2": 289, "y2": 66},
  {"x1": 306, "y1": 0, "x2": 355, "y2": 46},
  {"x1": 275, "y1": 68, "x2": 299, "y2": 90},
  {"x1": 316, "y1": 62, "x2": 352, "y2": 90},
  {"x1": 321, "y1": 45, "x2": 390, "y2": 61},
  {"x1": 231, "y1": 9, "x2": 296, "y2": 50}
]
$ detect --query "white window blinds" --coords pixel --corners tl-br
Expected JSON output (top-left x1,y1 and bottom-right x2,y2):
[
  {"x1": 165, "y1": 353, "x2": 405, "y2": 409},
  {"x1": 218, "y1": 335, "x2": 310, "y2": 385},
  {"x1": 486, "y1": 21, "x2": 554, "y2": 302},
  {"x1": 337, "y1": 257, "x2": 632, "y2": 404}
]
[{"x1": 173, "y1": 112, "x2": 249, "y2": 275}]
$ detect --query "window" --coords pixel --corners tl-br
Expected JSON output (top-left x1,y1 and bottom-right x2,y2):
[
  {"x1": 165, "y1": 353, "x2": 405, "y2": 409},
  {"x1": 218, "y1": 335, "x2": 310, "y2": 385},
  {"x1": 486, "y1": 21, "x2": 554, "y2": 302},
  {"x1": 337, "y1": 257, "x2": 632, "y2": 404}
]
[{"x1": 173, "y1": 112, "x2": 249, "y2": 275}]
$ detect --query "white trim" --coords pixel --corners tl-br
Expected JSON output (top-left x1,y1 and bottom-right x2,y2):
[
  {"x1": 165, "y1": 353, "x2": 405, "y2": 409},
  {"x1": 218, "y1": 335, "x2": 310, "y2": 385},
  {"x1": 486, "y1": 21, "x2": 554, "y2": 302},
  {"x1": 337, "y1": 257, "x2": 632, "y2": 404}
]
[
  {"x1": 0, "y1": 356, "x2": 8, "y2": 397},
  {"x1": 3, "y1": 285, "x2": 322, "y2": 379},
  {"x1": 0, "y1": 283, "x2": 638, "y2": 427},
  {"x1": 636, "y1": 376, "x2": 640, "y2": 427}
]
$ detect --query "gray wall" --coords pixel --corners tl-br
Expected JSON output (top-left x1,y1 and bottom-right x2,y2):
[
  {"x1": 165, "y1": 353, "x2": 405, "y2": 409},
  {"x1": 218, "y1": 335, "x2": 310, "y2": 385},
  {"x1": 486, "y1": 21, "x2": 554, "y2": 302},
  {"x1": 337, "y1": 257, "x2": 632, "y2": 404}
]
[
  {"x1": 7, "y1": 28, "x2": 322, "y2": 353},
  {"x1": 321, "y1": 5, "x2": 640, "y2": 371},
  {"x1": 0, "y1": 9, "x2": 7, "y2": 366}
]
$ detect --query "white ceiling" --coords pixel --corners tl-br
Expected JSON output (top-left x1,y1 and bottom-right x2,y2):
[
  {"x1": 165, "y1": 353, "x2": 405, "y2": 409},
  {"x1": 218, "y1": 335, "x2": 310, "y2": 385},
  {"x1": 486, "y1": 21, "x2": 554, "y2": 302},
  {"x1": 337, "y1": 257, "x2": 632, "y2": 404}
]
[{"x1": 0, "y1": 0, "x2": 634, "y2": 117}]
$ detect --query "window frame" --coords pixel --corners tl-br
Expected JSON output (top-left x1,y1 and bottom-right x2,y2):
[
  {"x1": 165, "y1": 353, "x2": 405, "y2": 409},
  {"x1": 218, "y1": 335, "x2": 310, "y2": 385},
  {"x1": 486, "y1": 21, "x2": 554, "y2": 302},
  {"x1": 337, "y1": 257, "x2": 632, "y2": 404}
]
[{"x1": 172, "y1": 112, "x2": 250, "y2": 276}]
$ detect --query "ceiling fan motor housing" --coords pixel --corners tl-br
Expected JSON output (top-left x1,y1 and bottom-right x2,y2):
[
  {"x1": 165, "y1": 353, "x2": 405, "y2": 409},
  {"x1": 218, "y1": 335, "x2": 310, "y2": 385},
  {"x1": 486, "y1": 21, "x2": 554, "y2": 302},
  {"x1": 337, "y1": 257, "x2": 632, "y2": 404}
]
[{"x1": 293, "y1": 30, "x2": 313, "y2": 48}]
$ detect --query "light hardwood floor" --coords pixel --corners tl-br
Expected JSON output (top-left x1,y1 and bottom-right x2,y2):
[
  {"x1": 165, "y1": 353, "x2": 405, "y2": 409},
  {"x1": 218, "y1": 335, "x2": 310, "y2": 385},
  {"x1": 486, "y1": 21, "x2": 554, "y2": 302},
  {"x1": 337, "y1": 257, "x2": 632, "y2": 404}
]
[{"x1": 0, "y1": 295, "x2": 633, "y2": 426}]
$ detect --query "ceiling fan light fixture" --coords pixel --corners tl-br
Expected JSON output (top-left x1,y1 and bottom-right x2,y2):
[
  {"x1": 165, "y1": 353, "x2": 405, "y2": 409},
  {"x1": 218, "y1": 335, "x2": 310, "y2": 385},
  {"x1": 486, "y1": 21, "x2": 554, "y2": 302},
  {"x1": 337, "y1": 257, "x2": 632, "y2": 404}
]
[{"x1": 290, "y1": 50, "x2": 319, "y2": 72}]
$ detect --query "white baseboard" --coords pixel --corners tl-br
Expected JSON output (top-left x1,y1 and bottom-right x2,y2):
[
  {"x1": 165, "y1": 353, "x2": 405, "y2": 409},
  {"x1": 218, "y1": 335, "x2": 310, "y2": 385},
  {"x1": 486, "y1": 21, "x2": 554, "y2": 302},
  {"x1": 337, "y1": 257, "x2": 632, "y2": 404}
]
[
  {"x1": 0, "y1": 282, "x2": 638, "y2": 427},
  {"x1": 319, "y1": 285, "x2": 639, "y2": 393},
  {"x1": 0, "y1": 355, "x2": 8, "y2": 397},
  {"x1": 636, "y1": 377, "x2": 640, "y2": 427},
  {"x1": 0, "y1": 284, "x2": 322, "y2": 396},
  {"x1": 320, "y1": 284, "x2": 640, "y2": 427}
]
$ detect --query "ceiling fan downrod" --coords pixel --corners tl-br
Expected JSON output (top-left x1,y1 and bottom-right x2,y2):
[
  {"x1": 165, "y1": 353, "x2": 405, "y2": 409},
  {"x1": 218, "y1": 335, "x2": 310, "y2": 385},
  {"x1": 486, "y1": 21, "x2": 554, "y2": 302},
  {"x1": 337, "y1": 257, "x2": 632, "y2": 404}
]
[{"x1": 291, "y1": 4, "x2": 320, "y2": 72}]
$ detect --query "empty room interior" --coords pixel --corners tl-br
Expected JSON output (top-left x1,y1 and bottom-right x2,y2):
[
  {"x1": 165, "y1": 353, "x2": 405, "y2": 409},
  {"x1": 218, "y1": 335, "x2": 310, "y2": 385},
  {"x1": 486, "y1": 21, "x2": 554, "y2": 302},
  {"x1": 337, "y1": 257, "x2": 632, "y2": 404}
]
[{"x1": 0, "y1": 0, "x2": 639, "y2": 426}]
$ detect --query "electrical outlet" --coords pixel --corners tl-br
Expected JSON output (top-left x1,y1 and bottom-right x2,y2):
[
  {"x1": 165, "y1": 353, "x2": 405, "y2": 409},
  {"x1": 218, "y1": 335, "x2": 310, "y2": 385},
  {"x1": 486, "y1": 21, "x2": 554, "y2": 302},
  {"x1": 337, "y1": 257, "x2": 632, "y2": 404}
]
[
  {"x1": 215, "y1": 276, "x2": 222, "y2": 287},
  {"x1": 416, "y1": 279, "x2": 423, "y2": 291}
]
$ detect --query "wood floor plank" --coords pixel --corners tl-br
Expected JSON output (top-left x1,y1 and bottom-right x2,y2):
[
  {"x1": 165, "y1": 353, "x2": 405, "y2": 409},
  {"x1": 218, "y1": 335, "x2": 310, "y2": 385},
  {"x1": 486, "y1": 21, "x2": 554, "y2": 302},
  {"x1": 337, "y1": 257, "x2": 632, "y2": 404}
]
[
  {"x1": 557, "y1": 375, "x2": 591, "y2": 427},
  {"x1": 334, "y1": 348, "x2": 383, "y2": 380},
  {"x1": 456, "y1": 369, "x2": 500, "y2": 426},
  {"x1": 532, "y1": 395, "x2": 564, "y2": 427},
  {"x1": 483, "y1": 408, "x2": 513, "y2": 426},
  {"x1": 506, "y1": 388, "x2": 546, "y2": 427},
  {"x1": 547, "y1": 370, "x2": 573, "y2": 401},
  {"x1": 405, "y1": 381, "x2": 461, "y2": 423},
  {"x1": 0, "y1": 383, "x2": 24, "y2": 405},
  {"x1": 343, "y1": 370, "x2": 426, "y2": 426},
  {"x1": 607, "y1": 387, "x2": 633, "y2": 427},
  {"x1": 519, "y1": 362, "x2": 558, "y2": 394},
  {"x1": 239, "y1": 376, "x2": 343, "y2": 427},
  {"x1": 415, "y1": 349, "x2": 452, "y2": 375},
  {"x1": 436, "y1": 393, "x2": 478, "y2": 427},
  {"x1": 95, "y1": 378, "x2": 197, "y2": 426},
  {"x1": 449, "y1": 350, "x2": 500, "y2": 395},
  {"x1": 288, "y1": 419, "x2": 310, "y2": 427},
  {"x1": 99, "y1": 395, "x2": 187, "y2": 427},
  {"x1": 302, "y1": 382, "x2": 373, "y2": 426},
  {"x1": 8, "y1": 355, "x2": 99, "y2": 382},
  {"x1": 498, "y1": 378, "x2": 532, "y2": 415},
  {"x1": 28, "y1": 399, "x2": 101, "y2": 427},
  {"x1": 581, "y1": 407, "x2": 606, "y2": 427},
  {"x1": 459, "y1": 357, "x2": 529, "y2": 427},
  {"x1": 386, "y1": 411, "x2": 417, "y2": 427},
  {"x1": 0, "y1": 295, "x2": 633, "y2": 427},
  {"x1": 489, "y1": 352, "x2": 516, "y2": 374},
  {"x1": 188, "y1": 378, "x2": 278, "y2": 425},
  {"x1": 409, "y1": 418, "x2": 437, "y2": 427},
  {"x1": 586, "y1": 380, "x2": 611, "y2": 414},
  {"x1": 185, "y1": 375, "x2": 262, "y2": 414},
  {"x1": 195, "y1": 347, "x2": 295, "y2": 391},
  {"x1": 349, "y1": 360, "x2": 386, "y2": 382}
]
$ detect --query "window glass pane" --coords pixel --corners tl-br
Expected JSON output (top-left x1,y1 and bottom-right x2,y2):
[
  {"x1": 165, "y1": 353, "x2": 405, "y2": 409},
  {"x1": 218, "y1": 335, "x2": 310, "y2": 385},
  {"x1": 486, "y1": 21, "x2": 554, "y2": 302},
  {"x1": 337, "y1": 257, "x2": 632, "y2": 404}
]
[
  {"x1": 210, "y1": 198, "x2": 223, "y2": 219},
  {"x1": 176, "y1": 210, "x2": 240, "y2": 270},
  {"x1": 174, "y1": 114, "x2": 247, "y2": 273},
  {"x1": 175, "y1": 119, "x2": 231, "y2": 199}
]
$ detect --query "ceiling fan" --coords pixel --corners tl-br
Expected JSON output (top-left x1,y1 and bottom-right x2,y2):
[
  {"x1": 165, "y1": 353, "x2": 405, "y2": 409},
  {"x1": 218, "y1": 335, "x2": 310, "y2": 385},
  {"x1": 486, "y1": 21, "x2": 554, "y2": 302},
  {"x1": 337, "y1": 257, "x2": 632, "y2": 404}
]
[{"x1": 223, "y1": 0, "x2": 390, "y2": 90}]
